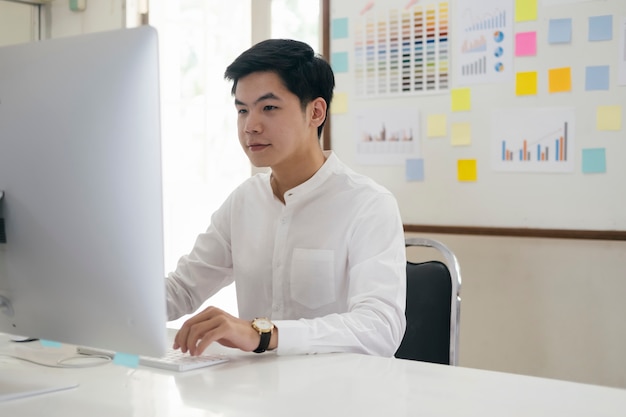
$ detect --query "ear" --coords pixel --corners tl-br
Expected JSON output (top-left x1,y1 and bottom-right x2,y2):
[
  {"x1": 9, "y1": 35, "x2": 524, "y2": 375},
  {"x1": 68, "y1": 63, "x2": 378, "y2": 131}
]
[{"x1": 309, "y1": 97, "x2": 327, "y2": 129}]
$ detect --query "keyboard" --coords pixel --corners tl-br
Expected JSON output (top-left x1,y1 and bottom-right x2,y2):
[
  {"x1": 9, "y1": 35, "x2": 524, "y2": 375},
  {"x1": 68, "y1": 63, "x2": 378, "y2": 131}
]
[{"x1": 76, "y1": 346, "x2": 229, "y2": 372}]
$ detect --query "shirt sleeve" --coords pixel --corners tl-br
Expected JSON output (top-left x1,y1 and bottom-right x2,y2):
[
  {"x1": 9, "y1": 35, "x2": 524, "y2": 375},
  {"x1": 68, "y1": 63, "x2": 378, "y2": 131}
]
[
  {"x1": 165, "y1": 200, "x2": 235, "y2": 321},
  {"x1": 273, "y1": 193, "x2": 407, "y2": 357}
]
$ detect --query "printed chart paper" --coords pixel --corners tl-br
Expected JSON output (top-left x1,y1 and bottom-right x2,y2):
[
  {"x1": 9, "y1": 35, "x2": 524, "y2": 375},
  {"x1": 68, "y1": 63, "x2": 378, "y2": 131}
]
[
  {"x1": 353, "y1": 0, "x2": 450, "y2": 97},
  {"x1": 455, "y1": 0, "x2": 514, "y2": 85},
  {"x1": 492, "y1": 108, "x2": 575, "y2": 173}
]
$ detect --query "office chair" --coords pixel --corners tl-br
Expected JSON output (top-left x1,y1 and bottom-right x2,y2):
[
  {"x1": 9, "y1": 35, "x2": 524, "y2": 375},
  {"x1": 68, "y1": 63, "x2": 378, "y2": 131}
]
[{"x1": 395, "y1": 237, "x2": 462, "y2": 365}]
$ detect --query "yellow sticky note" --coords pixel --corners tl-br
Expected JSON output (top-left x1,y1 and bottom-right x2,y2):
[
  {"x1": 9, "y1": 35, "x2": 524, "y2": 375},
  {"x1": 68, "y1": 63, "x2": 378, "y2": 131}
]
[
  {"x1": 548, "y1": 67, "x2": 571, "y2": 93},
  {"x1": 331, "y1": 92, "x2": 348, "y2": 114},
  {"x1": 451, "y1": 88, "x2": 471, "y2": 112},
  {"x1": 516, "y1": 71, "x2": 537, "y2": 96},
  {"x1": 597, "y1": 105, "x2": 622, "y2": 131},
  {"x1": 427, "y1": 114, "x2": 447, "y2": 137},
  {"x1": 457, "y1": 159, "x2": 477, "y2": 182},
  {"x1": 515, "y1": 0, "x2": 537, "y2": 22},
  {"x1": 451, "y1": 122, "x2": 471, "y2": 146}
]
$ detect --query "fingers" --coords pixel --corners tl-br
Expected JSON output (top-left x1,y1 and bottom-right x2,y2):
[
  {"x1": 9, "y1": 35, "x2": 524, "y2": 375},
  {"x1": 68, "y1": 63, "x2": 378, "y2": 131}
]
[
  {"x1": 172, "y1": 306, "x2": 259, "y2": 355},
  {"x1": 173, "y1": 306, "x2": 225, "y2": 355}
]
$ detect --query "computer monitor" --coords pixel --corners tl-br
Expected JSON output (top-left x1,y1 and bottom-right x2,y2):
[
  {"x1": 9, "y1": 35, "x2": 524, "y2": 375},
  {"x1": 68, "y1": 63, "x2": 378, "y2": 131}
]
[{"x1": 0, "y1": 26, "x2": 167, "y2": 358}]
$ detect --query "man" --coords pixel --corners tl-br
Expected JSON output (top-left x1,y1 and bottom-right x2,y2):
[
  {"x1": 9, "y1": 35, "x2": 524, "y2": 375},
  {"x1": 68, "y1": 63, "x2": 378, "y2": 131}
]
[{"x1": 167, "y1": 39, "x2": 406, "y2": 357}]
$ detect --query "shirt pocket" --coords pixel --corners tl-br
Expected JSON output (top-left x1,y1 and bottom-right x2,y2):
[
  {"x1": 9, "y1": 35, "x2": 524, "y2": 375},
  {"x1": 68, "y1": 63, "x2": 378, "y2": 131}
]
[{"x1": 290, "y1": 248, "x2": 336, "y2": 310}]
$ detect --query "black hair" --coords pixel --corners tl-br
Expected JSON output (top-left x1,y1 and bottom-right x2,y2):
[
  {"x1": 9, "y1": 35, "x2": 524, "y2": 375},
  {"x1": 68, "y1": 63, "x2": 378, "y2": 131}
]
[{"x1": 224, "y1": 39, "x2": 335, "y2": 138}]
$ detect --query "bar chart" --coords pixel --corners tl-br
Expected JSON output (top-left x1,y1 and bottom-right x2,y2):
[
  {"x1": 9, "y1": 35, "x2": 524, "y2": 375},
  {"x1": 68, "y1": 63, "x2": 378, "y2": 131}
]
[
  {"x1": 492, "y1": 108, "x2": 575, "y2": 173},
  {"x1": 455, "y1": 0, "x2": 513, "y2": 85},
  {"x1": 501, "y1": 123, "x2": 569, "y2": 162}
]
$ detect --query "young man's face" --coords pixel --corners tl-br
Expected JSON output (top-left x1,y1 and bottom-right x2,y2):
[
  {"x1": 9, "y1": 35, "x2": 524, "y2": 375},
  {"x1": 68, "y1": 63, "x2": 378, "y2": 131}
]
[{"x1": 234, "y1": 71, "x2": 321, "y2": 170}]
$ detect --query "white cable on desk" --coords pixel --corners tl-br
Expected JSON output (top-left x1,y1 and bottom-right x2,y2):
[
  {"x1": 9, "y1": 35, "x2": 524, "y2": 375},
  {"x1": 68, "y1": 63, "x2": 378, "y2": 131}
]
[{"x1": 0, "y1": 353, "x2": 111, "y2": 368}]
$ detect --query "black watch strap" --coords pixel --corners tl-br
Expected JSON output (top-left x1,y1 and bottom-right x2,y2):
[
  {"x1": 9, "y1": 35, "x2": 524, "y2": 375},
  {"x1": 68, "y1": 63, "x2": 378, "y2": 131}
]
[{"x1": 253, "y1": 331, "x2": 271, "y2": 353}]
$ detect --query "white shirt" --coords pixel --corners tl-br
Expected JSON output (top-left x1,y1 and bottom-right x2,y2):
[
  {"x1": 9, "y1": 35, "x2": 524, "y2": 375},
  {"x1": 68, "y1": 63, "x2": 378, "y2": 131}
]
[{"x1": 166, "y1": 152, "x2": 406, "y2": 357}]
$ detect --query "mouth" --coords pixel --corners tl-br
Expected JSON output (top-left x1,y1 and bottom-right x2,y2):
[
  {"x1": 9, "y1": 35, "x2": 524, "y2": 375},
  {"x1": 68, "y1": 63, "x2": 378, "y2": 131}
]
[{"x1": 247, "y1": 143, "x2": 270, "y2": 152}]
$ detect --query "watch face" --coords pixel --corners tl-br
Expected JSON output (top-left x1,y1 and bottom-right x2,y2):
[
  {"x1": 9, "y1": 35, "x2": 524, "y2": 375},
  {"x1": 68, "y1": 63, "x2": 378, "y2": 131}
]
[{"x1": 253, "y1": 317, "x2": 273, "y2": 332}]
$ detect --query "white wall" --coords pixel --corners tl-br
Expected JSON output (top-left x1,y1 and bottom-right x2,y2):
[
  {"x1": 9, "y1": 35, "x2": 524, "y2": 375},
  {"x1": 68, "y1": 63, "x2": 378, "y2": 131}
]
[{"x1": 43, "y1": 0, "x2": 125, "y2": 39}]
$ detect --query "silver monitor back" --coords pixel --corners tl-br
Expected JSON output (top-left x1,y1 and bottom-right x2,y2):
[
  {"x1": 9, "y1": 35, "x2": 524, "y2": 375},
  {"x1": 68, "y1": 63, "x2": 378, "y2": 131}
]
[{"x1": 0, "y1": 26, "x2": 167, "y2": 357}]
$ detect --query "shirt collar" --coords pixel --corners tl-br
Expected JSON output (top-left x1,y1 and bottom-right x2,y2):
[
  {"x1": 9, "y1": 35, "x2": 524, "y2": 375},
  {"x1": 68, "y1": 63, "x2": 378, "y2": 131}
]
[{"x1": 282, "y1": 151, "x2": 339, "y2": 202}]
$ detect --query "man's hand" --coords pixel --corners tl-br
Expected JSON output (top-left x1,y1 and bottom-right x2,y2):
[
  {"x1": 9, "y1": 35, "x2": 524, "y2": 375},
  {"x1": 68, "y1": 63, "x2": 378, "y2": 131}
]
[{"x1": 172, "y1": 306, "x2": 277, "y2": 355}]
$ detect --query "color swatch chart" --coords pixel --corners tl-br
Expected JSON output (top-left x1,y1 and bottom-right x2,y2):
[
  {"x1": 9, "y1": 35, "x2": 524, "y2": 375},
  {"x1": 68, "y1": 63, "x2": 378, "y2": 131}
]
[{"x1": 353, "y1": 1, "x2": 449, "y2": 97}]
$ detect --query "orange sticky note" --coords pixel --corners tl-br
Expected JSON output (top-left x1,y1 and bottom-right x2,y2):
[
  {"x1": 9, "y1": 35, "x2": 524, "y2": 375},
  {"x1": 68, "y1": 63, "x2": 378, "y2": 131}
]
[
  {"x1": 451, "y1": 88, "x2": 471, "y2": 112},
  {"x1": 457, "y1": 159, "x2": 477, "y2": 182},
  {"x1": 516, "y1": 71, "x2": 537, "y2": 95},
  {"x1": 548, "y1": 67, "x2": 571, "y2": 93}
]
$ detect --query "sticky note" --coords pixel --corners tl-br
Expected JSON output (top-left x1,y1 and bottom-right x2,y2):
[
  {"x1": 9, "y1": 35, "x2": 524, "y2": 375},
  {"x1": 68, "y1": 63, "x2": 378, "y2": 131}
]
[
  {"x1": 548, "y1": 67, "x2": 571, "y2": 93},
  {"x1": 582, "y1": 148, "x2": 606, "y2": 173},
  {"x1": 451, "y1": 122, "x2": 472, "y2": 146},
  {"x1": 596, "y1": 105, "x2": 622, "y2": 131},
  {"x1": 40, "y1": 340, "x2": 62, "y2": 348},
  {"x1": 331, "y1": 52, "x2": 349, "y2": 73},
  {"x1": 427, "y1": 114, "x2": 447, "y2": 137},
  {"x1": 516, "y1": 71, "x2": 538, "y2": 95},
  {"x1": 585, "y1": 65, "x2": 610, "y2": 91},
  {"x1": 457, "y1": 159, "x2": 477, "y2": 182},
  {"x1": 331, "y1": 92, "x2": 348, "y2": 114},
  {"x1": 332, "y1": 18, "x2": 349, "y2": 40},
  {"x1": 515, "y1": 31, "x2": 536, "y2": 56},
  {"x1": 406, "y1": 158, "x2": 425, "y2": 181},
  {"x1": 113, "y1": 352, "x2": 140, "y2": 368},
  {"x1": 451, "y1": 88, "x2": 471, "y2": 111},
  {"x1": 588, "y1": 15, "x2": 613, "y2": 41},
  {"x1": 548, "y1": 18, "x2": 572, "y2": 44},
  {"x1": 515, "y1": 0, "x2": 537, "y2": 22}
]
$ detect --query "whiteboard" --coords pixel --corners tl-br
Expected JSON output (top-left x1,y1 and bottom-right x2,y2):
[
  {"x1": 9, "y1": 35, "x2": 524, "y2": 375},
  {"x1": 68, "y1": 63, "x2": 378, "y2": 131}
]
[{"x1": 328, "y1": 0, "x2": 626, "y2": 232}]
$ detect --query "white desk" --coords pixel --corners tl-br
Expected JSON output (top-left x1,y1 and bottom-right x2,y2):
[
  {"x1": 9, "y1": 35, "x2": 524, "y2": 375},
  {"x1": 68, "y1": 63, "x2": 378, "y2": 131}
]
[{"x1": 1, "y1": 332, "x2": 625, "y2": 417}]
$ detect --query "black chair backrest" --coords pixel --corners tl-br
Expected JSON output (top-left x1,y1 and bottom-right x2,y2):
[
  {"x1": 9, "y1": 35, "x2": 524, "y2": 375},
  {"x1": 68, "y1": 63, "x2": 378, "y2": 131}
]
[{"x1": 394, "y1": 260, "x2": 452, "y2": 365}]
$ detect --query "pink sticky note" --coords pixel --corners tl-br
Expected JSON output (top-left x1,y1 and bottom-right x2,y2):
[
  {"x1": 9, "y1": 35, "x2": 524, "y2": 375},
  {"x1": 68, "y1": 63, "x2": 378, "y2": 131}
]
[{"x1": 515, "y1": 31, "x2": 536, "y2": 56}]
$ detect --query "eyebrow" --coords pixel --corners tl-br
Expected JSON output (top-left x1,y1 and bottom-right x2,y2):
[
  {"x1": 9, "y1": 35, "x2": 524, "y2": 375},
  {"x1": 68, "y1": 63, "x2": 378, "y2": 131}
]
[{"x1": 234, "y1": 92, "x2": 281, "y2": 107}]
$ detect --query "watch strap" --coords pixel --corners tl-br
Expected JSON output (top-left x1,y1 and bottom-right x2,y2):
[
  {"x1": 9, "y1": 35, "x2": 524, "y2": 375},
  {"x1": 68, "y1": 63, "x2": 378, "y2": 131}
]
[{"x1": 253, "y1": 330, "x2": 271, "y2": 353}]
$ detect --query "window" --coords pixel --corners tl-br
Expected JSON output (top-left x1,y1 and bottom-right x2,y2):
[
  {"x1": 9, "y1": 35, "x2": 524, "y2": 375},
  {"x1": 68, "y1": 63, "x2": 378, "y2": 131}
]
[{"x1": 150, "y1": 1, "x2": 321, "y2": 327}]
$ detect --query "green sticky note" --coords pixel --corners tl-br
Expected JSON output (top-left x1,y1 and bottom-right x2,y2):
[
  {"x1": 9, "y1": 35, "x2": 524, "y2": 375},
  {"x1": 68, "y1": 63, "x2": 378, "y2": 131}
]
[{"x1": 582, "y1": 148, "x2": 606, "y2": 174}]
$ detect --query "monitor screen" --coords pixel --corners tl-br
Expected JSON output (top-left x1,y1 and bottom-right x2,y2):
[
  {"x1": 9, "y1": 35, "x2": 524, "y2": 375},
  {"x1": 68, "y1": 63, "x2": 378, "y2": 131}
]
[{"x1": 0, "y1": 26, "x2": 167, "y2": 358}]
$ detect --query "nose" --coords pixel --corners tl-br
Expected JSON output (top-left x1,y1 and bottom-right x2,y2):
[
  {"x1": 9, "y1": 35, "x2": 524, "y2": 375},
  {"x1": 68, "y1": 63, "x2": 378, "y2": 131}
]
[{"x1": 244, "y1": 111, "x2": 262, "y2": 134}]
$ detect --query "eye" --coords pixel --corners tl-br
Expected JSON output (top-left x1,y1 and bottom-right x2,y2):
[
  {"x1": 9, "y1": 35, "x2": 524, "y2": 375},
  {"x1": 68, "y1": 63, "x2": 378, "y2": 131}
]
[
  {"x1": 237, "y1": 108, "x2": 248, "y2": 114},
  {"x1": 263, "y1": 105, "x2": 278, "y2": 111}
]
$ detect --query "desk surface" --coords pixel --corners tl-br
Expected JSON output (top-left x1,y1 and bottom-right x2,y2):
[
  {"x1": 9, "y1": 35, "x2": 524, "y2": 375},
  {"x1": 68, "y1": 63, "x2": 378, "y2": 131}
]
[{"x1": 1, "y1": 332, "x2": 625, "y2": 417}]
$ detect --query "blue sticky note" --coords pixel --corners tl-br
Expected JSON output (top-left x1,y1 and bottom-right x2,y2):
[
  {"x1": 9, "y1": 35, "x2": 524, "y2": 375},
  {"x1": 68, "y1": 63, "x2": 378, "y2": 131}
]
[
  {"x1": 582, "y1": 148, "x2": 606, "y2": 173},
  {"x1": 332, "y1": 18, "x2": 349, "y2": 40},
  {"x1": 40, "y1": 339, "x2": 62, "y2": 348},
  {"x1": 588, "y1": 15, "x2": 613, "y2": 41},
  {"x1": 548, "y1": 18, "x2": 572, "y2": 44},
  {"x1": 585, "y1": 65, "x2": 610, "y2": 90},
  {"x1": 406, "y1": 158, "x2": 425, "y2": 182},
  {"x1": 331, "y1": 51, "x2": 349, "y2": 73},
  {"x1": 113, "y1": 352, "x2": 140, "y2": 368}
]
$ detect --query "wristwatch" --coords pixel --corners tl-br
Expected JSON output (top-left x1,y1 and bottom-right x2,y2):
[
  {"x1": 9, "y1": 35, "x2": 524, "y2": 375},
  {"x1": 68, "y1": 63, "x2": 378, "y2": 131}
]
[{"x1": 251, "y1": 317, "x2": 274, "y2": 353}]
